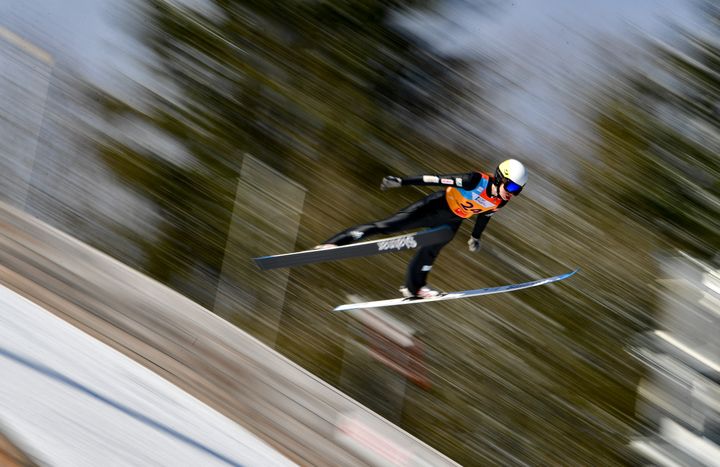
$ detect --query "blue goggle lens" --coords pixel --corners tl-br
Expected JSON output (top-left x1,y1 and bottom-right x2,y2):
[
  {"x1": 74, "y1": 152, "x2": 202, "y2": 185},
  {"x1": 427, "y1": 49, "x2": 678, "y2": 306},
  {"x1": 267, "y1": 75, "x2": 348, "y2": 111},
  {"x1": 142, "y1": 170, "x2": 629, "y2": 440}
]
[{"x1": 505, "y1": 180, "x2": 523, "y2": 195}]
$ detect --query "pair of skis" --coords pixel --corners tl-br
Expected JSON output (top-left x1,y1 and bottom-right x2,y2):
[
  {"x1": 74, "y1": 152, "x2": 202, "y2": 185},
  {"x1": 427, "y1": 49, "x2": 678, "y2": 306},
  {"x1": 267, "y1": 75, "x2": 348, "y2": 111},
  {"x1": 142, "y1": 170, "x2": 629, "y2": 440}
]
[{"x1": 253, "y1": 226, "x2": 577, "y2": 311}]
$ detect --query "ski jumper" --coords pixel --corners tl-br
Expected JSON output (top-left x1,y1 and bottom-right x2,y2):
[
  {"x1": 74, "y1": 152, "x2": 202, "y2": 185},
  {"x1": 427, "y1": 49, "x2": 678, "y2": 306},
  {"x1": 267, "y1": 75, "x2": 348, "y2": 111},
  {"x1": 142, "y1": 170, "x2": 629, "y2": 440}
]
[{"x1": 323, "y1": 172, "x2": 507, "y2": 293}]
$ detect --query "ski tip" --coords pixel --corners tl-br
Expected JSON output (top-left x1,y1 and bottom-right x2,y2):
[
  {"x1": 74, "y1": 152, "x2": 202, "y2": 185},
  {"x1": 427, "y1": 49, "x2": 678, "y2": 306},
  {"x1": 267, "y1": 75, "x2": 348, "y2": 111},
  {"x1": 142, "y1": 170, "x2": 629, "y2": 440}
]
[
  {"x1": 333, "y1": 268, "x2": 580, "y2": 312},
  {"x1": 557, "y1": 268, "x2": 579, "y2": 281}
]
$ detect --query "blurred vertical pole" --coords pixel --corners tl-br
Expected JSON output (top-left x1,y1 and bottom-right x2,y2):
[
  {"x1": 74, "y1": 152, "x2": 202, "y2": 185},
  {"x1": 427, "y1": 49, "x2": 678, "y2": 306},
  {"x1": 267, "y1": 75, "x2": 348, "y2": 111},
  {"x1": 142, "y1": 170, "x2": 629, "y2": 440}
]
[
  {"x1": 0, "y1": 27, "x2": 53, "y2": 210},
  {"x1": 214, "y1": 155, "x2": 306, "y2": 346},
  {"x1": 338, "y1": 298, "x2": 429, "y2": 424}
]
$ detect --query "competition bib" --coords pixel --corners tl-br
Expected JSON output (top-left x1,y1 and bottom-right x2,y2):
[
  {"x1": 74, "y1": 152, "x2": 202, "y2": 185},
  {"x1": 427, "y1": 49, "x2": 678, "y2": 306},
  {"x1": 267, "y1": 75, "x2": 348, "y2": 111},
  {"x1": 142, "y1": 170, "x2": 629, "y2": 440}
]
[{"x1": 444, "y1": 173, "x2": 502, "y2": 218}]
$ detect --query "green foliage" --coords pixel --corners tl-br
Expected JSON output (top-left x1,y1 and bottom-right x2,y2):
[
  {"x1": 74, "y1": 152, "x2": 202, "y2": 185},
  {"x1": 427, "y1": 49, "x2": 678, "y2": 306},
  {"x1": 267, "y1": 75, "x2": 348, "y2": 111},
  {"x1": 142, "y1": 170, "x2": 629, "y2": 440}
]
[
  {"x1": 588, "y1": 8, "x2": 720, "y2": 258},
  {"x1": 83, "y1": 0, "x2": 720, "y2": 464},
  {"x1": 92, "y1": 0, "x2": 485, "y2": 305}
]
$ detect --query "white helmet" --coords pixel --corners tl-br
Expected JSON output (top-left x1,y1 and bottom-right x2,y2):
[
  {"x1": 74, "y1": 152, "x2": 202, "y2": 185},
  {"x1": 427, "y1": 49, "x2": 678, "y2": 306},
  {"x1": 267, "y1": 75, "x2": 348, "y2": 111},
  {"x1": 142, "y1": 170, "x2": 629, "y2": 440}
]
[{"x1": 494, "y1": 159, "x2": 528, "y2": 194}]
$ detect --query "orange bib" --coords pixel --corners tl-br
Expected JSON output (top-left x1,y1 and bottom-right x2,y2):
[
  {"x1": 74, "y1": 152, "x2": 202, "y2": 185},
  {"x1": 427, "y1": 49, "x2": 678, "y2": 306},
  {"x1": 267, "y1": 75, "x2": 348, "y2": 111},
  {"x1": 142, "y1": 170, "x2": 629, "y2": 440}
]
[{"x1": 445, "y1": 173, "x2": 502, "y2": 218}]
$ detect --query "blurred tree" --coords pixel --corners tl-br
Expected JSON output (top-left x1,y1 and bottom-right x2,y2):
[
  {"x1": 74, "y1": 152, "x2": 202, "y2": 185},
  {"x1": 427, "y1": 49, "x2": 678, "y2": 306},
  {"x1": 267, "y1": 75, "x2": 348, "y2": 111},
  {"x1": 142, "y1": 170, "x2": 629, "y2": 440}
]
[
  {"x1": 90, "y1": 0, "x2": 492, "y2": 304},
  {"x1": 83, "y1": 0, "x2": 699, "y2": 464},
  {"x1": 83, "y1": 0, "x2": 673, "y2": 462},
  {"x1": 588, "y1": 2, "x2": 720, "y2": 259}
]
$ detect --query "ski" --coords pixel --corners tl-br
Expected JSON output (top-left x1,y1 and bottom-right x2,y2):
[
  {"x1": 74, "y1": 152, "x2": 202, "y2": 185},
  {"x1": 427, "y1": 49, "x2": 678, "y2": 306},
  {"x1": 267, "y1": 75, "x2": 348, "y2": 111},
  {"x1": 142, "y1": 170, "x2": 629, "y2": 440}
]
[
  {"x1": 333, "y1": 269, "x2": 578, "y2": 312},
  {"x1": 253, "y1": 225, "x2": 454, "y2": 271}
]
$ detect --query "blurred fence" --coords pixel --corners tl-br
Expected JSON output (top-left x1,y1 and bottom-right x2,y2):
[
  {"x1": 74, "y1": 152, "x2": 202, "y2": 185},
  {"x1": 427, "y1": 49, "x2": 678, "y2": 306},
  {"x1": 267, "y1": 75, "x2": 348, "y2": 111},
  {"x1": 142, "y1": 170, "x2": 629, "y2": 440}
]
[
  {"x1": 0, "y1": 196, "x2": 460, "y2": 466},
  {"x1": 631, "y1": 253, "x2": 720, "y2": 465}
]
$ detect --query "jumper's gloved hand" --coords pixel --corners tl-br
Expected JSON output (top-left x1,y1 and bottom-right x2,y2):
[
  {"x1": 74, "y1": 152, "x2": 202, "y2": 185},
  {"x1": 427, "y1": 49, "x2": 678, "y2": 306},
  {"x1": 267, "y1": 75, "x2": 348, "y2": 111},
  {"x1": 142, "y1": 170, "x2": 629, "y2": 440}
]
[
  {"x1": 380, "y1": 176, "x2": 402, "y2": 191},
  {"x1": 467, "y1": 236, "x2": 481, "y2": 253}
]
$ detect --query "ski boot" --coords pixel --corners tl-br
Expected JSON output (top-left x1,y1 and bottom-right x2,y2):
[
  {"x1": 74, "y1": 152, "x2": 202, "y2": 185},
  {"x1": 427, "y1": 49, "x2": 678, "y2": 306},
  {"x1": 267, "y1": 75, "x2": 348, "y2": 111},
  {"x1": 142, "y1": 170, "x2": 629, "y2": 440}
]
[{"x1": 399, "y1": 286, "x2": 442, "y2": 299}]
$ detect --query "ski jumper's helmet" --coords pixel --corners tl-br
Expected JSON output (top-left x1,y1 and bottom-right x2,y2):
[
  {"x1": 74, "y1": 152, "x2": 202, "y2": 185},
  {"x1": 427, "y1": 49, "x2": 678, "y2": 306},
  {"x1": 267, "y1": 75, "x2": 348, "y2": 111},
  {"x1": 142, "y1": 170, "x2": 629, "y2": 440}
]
[{"x1": 494, "y1": 159, "x2": 528, "y2": 195}]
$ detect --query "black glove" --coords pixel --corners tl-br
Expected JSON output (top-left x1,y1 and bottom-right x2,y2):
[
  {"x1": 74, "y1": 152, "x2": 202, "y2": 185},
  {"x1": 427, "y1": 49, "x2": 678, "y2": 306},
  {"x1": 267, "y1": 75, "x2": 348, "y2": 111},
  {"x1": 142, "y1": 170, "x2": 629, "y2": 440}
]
[
  {"x1": 467, "y1": 236, "x2": 481, "y2": 253},
  {"x1": 380, "y1": 176, "x2": 402, "y2": 191}
]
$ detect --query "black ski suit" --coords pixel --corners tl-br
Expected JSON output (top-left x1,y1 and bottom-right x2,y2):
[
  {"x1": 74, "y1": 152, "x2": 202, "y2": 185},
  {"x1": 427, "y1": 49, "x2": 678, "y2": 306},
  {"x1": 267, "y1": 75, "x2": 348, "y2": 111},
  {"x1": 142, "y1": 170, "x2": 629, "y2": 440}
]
[{"x1": 323, "y1": 172, "x2": 507, "y2": 293}]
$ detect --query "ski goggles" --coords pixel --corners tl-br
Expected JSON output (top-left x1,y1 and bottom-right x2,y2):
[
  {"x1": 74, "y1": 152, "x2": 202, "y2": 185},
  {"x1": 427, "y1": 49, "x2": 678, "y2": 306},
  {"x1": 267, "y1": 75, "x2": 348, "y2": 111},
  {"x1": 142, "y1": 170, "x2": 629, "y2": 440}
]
[{"x1": 504, "y1": 180, "x2": 524, "y2": 195}]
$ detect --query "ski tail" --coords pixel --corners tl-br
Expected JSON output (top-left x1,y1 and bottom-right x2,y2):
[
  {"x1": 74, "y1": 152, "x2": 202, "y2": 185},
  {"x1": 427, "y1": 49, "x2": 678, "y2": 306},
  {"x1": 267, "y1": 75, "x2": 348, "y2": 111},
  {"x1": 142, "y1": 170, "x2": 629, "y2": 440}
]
[{"x1": 253, "y1": 225, "x2": 454, "y2": 271}]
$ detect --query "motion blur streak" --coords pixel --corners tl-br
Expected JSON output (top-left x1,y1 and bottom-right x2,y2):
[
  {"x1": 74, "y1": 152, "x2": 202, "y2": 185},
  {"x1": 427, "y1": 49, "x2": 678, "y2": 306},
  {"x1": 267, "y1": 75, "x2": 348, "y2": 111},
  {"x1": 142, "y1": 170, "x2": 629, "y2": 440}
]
[{"x1": 0, "y1": 0, "x2": 719, "y2": 465}]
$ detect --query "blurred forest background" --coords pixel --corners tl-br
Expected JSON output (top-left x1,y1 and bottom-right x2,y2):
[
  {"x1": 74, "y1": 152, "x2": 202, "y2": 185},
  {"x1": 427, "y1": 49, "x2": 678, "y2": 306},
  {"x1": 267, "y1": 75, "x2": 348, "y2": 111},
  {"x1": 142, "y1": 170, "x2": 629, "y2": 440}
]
[{"x1": 5, "y1": 0, "x2": 719, "y2": 464}]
